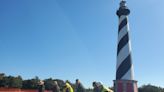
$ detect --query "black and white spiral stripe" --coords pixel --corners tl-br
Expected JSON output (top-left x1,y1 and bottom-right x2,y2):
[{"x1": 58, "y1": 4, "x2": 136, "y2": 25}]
[{"x1": 116, "y1": 15, "x2": 134, "y2": 80}]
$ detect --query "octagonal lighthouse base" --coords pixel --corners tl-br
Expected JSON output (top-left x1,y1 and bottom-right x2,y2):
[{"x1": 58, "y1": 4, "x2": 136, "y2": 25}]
[{"x1": 113, "y1": 80, "x2": 138, "y2": 92}]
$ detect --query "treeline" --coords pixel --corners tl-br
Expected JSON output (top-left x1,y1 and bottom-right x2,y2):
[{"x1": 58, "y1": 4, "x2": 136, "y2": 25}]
[
  {"x1": 1, "y1": 73, "x2": 164, "y2": 92},
  {"x1": 138, "y1": 84, "x2": 164, "y2": 92},
  {"x1": 0, "y1": 73, "x2": 65, "y2": 90}
]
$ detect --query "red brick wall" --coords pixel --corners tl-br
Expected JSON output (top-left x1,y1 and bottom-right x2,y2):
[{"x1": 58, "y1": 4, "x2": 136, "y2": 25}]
[{"x1": 0, "y1": 88, "x2": 52, "y2": 92}]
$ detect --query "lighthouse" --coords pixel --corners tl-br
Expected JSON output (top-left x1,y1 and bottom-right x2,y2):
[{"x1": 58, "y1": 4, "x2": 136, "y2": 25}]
[{"x1": 113, "y1": 0, "x2": 138, "y2": 92}]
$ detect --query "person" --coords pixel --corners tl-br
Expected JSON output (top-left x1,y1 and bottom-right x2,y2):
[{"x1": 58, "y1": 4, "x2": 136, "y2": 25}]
[
  {"x1": 92, "y1": 82, "x2": 100, "y2": 92},
  {"x1": 63, "y1": 81, "x2": 74, "y2": 92},
  {"x1": 75, "y1": 79, "x2": 85, "y2": 92},
  {"x1": 52, "y1": 81, "x2": 61, "y2": 92},
  {"x1": 38, "y1": 80, "x2": 45, "y2": 92},
  {"x1": 98, "y1": 84, "x2": 113, "y2": 92}
]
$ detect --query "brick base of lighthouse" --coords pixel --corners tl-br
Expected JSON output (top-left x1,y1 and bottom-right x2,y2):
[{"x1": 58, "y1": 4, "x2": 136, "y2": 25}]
[{"x1": 113, "y1": 80, "x2": 138, "y2": 92}]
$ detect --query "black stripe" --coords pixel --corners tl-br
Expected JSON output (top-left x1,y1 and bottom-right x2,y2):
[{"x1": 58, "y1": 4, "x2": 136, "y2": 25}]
[
  {"x1": 117, "y1": 33, "x2": 129, "y2": 55},
  {"x1": 119, "y1": 18, "x2": 127, "y2": 32},
  {"x1": 116, "y1": 54, "x2": 132, "y2": 80}
]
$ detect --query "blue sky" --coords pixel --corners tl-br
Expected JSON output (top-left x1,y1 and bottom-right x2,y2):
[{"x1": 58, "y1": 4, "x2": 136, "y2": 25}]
[{"x1": 0, "y1": 0, "x2": 164, "y2": 88}]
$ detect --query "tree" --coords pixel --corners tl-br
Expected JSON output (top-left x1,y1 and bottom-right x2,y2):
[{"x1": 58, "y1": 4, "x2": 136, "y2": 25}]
[
  {"x1": 0, "y1": 73, "x2": 5, "y2": 87},
  {"x1": 44, "y1": 78, "x2": 55, "y2": 90},
  {"x1": 0, "y1": 73, "x2": 5, "y2": 80},
  {"x1": 0, "y1": 74, "x2": 22, "y2": 88},
  {"x1": 22, "y1": 76, "x2": 40, "y2": 89},
  {"x1": 86, "y1": 88, "x2": 93, "y2": 92},
  {"x1": 138, "y1": 84, "x2": 164, "y2": 92},
  {"x1": 9, "y1": 75, "x2": 22, "y2": 88}
]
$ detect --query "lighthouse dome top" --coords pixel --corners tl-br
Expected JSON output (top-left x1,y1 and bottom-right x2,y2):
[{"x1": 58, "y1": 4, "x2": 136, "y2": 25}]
[
  {"x1": 120, "y1": 0, "x2": 126, "y2": 7},
  {"x1": 116, "y1": 0, "x2": 130, "y2": 17}
]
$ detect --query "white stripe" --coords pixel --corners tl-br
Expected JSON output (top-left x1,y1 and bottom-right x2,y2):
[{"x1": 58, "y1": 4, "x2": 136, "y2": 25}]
[
  {"x1": 121, "y1": 65, "x2": 134, "y2": 80},
  {"x1": 118, "y1": 25, "x2": 128, "y2": 44},
  {"x1": 119, "y1": 15, "x2": 126, "y2": 25},
  {"x1": 117, "y1": 43, "x2": 131, "y2": 69},
  {"x1": 129, "y1": 39, "x2": 132, "y2": 51}
]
